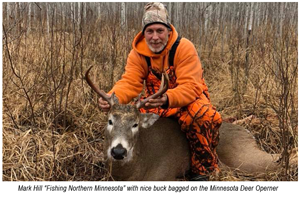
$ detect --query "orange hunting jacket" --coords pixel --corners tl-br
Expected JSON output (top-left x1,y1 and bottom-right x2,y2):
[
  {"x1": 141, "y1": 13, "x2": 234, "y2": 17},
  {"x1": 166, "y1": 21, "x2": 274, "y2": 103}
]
[{"x1": 109, "y1": 24, "x2": 209, "y2": 108}]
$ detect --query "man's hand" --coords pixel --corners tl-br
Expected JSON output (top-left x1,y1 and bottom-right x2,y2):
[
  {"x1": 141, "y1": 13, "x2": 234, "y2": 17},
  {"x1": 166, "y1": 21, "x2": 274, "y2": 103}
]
[
  {"x1": 98, "y1": 94, "x2": 111, "y2": 112},
  {"x1": 144, "y1": 94, "x2": 168, "y2": 109}
]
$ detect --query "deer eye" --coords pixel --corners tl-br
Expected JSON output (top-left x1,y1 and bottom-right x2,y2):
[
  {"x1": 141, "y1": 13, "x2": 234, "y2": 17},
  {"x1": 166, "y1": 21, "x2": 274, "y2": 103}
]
[
  {"x1": 132, "y1": 123, "x2": 138, "y2": 128},
  {"x1": 108, "y1": 120, "x2": 113, "y2": 125}
]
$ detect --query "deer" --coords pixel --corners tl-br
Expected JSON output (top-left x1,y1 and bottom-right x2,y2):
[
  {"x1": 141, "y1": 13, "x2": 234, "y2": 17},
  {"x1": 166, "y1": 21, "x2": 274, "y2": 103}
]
[{"x1": 85, "y1": 66, "x2": 293, "y2": 181}]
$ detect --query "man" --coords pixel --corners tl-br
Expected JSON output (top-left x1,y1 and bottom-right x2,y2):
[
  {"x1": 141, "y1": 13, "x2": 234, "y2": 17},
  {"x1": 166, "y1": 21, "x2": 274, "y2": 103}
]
[{"x1": 99, "y1": 2, "x2": 222, "y2": 181}]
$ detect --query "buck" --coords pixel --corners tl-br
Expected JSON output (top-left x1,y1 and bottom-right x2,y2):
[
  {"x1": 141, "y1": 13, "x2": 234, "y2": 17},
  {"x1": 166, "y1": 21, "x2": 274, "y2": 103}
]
[{"x1": 85, "y1": 66, "x2": 285, "y2": 181}]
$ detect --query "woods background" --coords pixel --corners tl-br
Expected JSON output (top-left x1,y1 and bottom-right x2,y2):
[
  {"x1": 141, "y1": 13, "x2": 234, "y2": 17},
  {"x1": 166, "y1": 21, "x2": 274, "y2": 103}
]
[{"x1": 2, "y1": 2, "x2": 298, "y2": 181}]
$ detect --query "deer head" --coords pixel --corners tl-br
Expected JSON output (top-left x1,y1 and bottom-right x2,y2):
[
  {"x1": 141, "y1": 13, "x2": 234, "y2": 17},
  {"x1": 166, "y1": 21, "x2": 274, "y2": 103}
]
[{"x1": 85, "y1": 66, "x2": 168, "y2": 162}]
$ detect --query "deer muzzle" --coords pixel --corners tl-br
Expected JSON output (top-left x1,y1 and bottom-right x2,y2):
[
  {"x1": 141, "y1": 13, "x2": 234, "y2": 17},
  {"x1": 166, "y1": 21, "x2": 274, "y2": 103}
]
[{"x1": 111, "y1": 144, "x2": 128, "y2": 160}]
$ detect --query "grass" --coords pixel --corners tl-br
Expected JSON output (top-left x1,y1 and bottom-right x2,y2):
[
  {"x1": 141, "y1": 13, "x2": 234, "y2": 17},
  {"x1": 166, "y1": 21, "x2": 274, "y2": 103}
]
[{"x1": 2, "y1": 18, "x2": 298, "y2": 181}]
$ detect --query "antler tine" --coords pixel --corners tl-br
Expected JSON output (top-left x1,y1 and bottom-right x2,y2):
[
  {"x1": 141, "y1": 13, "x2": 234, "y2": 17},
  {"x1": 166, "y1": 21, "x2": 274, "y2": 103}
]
[
  {"x1": 85, "y1": 66, "x2": 114, "y2": 106},
  {"x1": 136, "y1": 72, "x2": 169, "y2": 109}
]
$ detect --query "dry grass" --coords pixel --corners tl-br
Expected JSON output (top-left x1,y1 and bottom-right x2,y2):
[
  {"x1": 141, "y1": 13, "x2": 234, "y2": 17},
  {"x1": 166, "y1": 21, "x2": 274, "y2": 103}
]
[
  {"x1": 2, "y1": 96, "x2": 109, "y2": 181},
  {"x1": 2, "y1": 17, "x2": 298, "y2": 181}
]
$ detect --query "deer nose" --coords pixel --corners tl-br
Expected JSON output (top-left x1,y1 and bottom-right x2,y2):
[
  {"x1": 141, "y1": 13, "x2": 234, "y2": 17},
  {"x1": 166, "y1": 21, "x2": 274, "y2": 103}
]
[{"x1": 111, "y1": 144, "x2": 127, "y2": 160}]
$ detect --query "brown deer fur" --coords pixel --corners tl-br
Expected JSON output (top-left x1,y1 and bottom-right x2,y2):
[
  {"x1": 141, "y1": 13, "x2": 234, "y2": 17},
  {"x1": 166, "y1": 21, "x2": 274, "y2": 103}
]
[{"x1": 217, "y1": 122, "x2": 280, "y2": 173}]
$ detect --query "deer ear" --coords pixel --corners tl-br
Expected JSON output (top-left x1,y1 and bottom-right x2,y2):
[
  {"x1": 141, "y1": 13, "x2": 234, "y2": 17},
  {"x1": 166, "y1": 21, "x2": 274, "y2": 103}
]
[{"x1": 140, "y1": 113, "x2": 160, "y2": 128}]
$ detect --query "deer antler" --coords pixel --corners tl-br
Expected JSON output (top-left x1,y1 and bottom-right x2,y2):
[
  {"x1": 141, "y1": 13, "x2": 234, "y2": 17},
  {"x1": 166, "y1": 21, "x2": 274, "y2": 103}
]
[
  {"x1": 136, "y1": 72, "x2": 169, "y2": 109},
  {"x1": 85, "y1": 66, "x2": 115, "y2": 107}
]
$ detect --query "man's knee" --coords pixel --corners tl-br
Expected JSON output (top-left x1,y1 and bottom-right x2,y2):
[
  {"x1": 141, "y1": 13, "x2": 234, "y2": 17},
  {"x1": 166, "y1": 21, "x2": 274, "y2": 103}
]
[
  {"x1": 194, "y1": 104, "x2": 221, "y2": 127},
  {"x1": 212, "y1": 110, "x2": 222, "y2": 126},
  {"x1": 179, "y1": 102, "x2": 220, "y2": 131}
]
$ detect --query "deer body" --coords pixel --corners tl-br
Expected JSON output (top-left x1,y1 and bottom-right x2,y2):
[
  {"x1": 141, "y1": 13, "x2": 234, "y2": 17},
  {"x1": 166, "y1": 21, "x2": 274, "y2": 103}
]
[
  {"x1": 217, "y1": 122, "x2": 280, "y2": 173},
  {"x1": 105, "y1": 119, "x2": 280, "y2": 181}
]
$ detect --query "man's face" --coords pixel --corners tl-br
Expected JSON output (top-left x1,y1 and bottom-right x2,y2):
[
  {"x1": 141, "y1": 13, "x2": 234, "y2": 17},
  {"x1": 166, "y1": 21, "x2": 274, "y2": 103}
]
[{"x1": 144, "y1": 24, "x2": 170, "y2": 53}]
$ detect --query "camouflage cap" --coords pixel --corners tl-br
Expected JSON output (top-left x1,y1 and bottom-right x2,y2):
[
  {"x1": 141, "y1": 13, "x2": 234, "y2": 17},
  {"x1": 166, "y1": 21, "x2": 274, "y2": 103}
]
[{"x1": 142, "y1": 2, "x2": 171, "y2": 33}]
